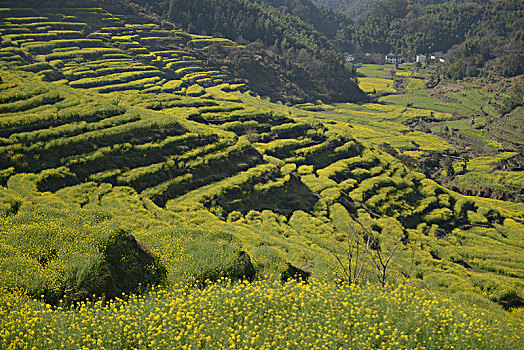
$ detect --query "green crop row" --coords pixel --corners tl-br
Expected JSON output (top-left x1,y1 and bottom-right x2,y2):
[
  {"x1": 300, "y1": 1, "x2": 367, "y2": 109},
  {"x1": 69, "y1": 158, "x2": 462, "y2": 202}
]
[
  {"x1": 293, "y1": 140, "x2": 331, "y2": 158},
  {"x1": 18, "y1": 21, "x2": 88, "y2": 30},
  {"x1": 62, "y1": 64, "x2": 155, "y2": 80},
  {"x1": 254, "y1": 138, "x2": 314, "y2": 156},
  {"x1": 67, "y1": 137, "x2": 220, "y2": 184},
  {"x1": 3, "y1": 16, "x2": 48, "y2": 23},
  {"x1": 316, "y1": 149, "x2": 379, "y2": 180},
  {"x1": 62, "y1": 58, "x2": 136, "y2": 72},
  {"x1": 22, "y1": 38, "x2": 104, "y2": 54},
  {"x1": 165, "y1": 60, "x2": 204, "y2": 69},
  {"x1": 139, "y1": 36, "x2": 178, "y2": 44},
  {"x1": 3, "y1": 32, "x2": 58, "y2": 42},
  {"x1": 185, "y1": 71, "x2": 224, "y2": 81},
  {"x1": 0, "y1": 111, "x2": 187, "y2": 172},
  {"x1": 18, "y1": 62, "x2": 52, "y2": 72},
  {"x1": 69, "y1": 70, "x2": 161, "y2": 89},
  {"x1": 139, "y1": 139, "x2": 261, "y2": 205},
  {"x1": 65, "y1": 132, "x2": 203, "y2": 174},
  {"x1": 175, "y1": 66, "x2": 204, "y2": 75},
  {"x1": 467, "y1": 152, "x2": 518, "y2": 171},
  {"x1": 0, "y1": 91, "x2": 61, "y2": 114},
  {"x1": 0, "y1": 103, "x2": 125, "y2": 138},
  {"x1": 167, "y1": 163, "x2": 277, "y2": 212},
  {"x1": 94, "y1": 77, "x2": 162, "y2": 93},
  {"x1": 0, "y1": 84, "x2": 47, "y2": 104},
  {"x1": 43, "y1": 47, "x2": 121, "y2": 60},
  {"x1": 109, "y1": 135, "x2": 237, "y2": 189},
  {"x1": 8, "y1": 113, "x2": 139, "y2": 145}
]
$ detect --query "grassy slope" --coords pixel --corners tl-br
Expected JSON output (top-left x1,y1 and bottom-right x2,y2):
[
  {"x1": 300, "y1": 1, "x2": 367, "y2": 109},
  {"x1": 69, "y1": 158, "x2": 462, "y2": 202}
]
[{"x1": 0, "y1": 4, "x2": 523, "y2": 349}]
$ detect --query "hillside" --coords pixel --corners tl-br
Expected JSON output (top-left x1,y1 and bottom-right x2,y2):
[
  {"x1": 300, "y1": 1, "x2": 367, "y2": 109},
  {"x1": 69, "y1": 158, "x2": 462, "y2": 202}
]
[
  {"x1": 0, "y1": 1, "x2": 523, "y2": 349},
  {"x1": 311, "y1": 0, "x2": 378, "y2": 18},
  {"x1": 352, "y1": 0, "x2": 523, "y2": 77},
  {"x1": 127, "y1": 0, "x2": 523, "y2": 81},
  {"x1": 312, "y1": 0, "x2": 485, "y2": 18},
  {"x1": 355, "y1": 59, "x2": 524, "y2": 202},
  {"x1": 124, "y1": 0, "x2": 366, "y2": 103}
]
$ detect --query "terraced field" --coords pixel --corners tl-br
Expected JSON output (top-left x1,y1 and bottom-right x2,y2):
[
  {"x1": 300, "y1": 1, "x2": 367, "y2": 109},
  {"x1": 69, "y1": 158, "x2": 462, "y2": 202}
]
[
  {"x1": 355, "y1": 63, "x2": 524, "y2": 202},
  {"x1": 0, "y1": 4, "x2": 523, "y2": 348},
  {"x1": 0, "y1": 6, "x2": 230, "y2": 95},
  {"x1": 357, "y1": 64, "x2": 499, "y2": 117},
  {"x1": 357, "y1": 76, "x2": 396, "y2": 94},
  {"x1": 1, "y1": 67, "x2": 522, "y2": 303}
]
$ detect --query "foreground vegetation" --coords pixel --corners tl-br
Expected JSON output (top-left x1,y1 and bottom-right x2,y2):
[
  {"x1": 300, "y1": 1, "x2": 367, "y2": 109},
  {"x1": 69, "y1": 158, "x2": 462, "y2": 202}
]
[{"x1": 1, "y1": 280, "x2": 523, "y2": 350}]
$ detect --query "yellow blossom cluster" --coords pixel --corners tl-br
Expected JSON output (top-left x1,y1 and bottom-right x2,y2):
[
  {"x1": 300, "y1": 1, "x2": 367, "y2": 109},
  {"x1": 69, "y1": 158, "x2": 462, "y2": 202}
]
[{"x1": 0, "y1": 280, "x2": 522, "y2": 350}]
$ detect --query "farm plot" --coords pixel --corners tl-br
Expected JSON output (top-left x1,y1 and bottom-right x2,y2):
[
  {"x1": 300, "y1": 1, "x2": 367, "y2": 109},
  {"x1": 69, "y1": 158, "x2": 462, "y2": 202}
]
[{"x1": 358, "y1": 77, "x2": 396, "y2": 94}]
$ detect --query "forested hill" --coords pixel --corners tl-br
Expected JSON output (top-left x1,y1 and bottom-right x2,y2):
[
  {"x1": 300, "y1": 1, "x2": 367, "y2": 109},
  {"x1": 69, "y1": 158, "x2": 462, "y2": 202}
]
[
  {"x1": 353, "y1": 0, "x2": 521, "y2": 54},
  {"x1": 354, "y1": 0, "x2": 523, "y2": 78},
  {"x1": 310, "y1": 0, "x2": 378, "y2": 18},
  {"x1": 254, "y1": 0, "x2": 354, "y2": 40},
  {"x1": 124, "y1": 0, "x2": 366, "y2": 103},
  {"x1": 112, "y1": 0, "x2": 524, "y2": 87},
  {"x1": 133, "y1": 0, "x2": 523, "y2": 82},
  {"x1": 311, "y1": 0, "x2": 473, "y2": 18}
]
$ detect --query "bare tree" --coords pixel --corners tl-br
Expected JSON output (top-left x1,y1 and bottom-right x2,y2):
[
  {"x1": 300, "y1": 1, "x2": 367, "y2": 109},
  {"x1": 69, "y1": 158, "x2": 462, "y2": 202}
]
[
  {"x1": 332, "y1": 211, "x2": 416, "y2": 287},
  {"x1": 367, "y1": 231, "x2": 415, "y2": 287},
  {"x1": 332, "y1": 222, "x2": 372, "y2": 285}
]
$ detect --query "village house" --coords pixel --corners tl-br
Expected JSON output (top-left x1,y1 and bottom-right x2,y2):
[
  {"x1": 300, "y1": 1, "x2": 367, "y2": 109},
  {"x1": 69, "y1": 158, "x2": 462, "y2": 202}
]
[
  {"x1": 385, "y1": 53, "x2": 402, "y2": 64},
  {"x1": 428, "y1": 54, "x2": 446, "y2": 63},
  {"x1": 416, "y1": 54, "x2": 426, "y2": 63},
  {"x1": 344, "y1": 53, "x2": 355, "y2": 62},
  {"x1": 362, "y1": 53, "x2": 375, "y2": 64}
]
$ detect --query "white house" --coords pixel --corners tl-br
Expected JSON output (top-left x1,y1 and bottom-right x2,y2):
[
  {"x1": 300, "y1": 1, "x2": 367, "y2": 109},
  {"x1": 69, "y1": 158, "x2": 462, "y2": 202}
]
[
  {"x1": 344, "y1": 53, "x2": 355, "y2": 62},
  {"x1": 416, "y1": 54, "x2": 426, "y2": 63},
  {"x1": 385, "y1": 54, "x2": 402, "y2": 64},
  {"x1": 428, "y1": 54, "x2": 446, "y2": 63}
]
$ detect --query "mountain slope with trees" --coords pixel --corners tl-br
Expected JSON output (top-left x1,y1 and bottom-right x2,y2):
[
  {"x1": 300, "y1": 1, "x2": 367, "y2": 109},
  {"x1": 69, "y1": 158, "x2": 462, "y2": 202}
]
[
  {"x1": 126, "y1": 0, "x2": 523, "y2": 84},
  {"x1": 310, "y1": 0, "x2": 379, "y2": 18},
  {"x1": 347, "y1": 0, "x2": 523, "y2": 79},
  {"x1": 311, "y1": 0, "x2": 476, "y2": 18},
  {"x1": 127, "y1": 0, "x2": 366, "y2": 103}
]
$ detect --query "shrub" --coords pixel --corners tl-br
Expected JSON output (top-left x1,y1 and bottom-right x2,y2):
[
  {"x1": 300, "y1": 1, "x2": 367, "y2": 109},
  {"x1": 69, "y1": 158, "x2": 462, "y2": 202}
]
[{"x1": 424, "y1": 208, "x2": 454, "y2": 225}]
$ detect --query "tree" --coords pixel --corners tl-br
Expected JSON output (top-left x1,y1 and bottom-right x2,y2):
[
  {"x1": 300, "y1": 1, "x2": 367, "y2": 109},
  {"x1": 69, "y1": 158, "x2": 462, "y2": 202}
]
[{"x1": 332, "y1": 204, "x2": 416, "y2": 287}]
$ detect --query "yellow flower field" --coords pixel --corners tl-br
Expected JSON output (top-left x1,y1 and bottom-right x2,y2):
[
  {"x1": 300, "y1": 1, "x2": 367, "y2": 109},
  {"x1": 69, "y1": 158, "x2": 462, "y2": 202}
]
[
  {"x1": 1, "y1": 280, "x2": 522, "y2": 350},
  {"x1": 358, "y1": 77, "x2": 396, "y2": 94}
]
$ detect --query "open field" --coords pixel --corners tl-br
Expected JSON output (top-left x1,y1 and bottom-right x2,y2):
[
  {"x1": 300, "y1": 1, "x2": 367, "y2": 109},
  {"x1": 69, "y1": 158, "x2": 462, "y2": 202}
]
[
  {"x1": 357, "y1": 64, "x2": 395, "y2": 79},
  {"x1": 357, "y1": 76, "x2": 396, "y2": 94}
]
